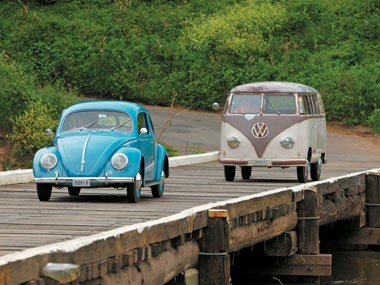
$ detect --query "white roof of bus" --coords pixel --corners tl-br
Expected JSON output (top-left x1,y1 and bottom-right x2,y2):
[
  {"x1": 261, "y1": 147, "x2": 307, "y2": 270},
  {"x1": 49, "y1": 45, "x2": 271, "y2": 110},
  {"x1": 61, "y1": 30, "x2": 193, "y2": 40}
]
[{"x1": 230, "y1": 81, "x2": 319, "y2": 94}]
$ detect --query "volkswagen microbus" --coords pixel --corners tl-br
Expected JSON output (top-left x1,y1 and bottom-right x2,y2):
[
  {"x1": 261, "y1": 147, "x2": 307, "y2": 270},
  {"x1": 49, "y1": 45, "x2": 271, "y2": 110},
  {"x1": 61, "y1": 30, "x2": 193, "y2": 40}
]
[{"x1": 213, "y1": 81, "x2": 327, "y2": 183}]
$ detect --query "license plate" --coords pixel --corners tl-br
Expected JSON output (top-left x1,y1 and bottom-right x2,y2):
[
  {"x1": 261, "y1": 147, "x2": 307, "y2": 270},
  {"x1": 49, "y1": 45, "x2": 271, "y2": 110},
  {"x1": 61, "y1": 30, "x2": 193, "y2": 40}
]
[
  {"x1": 253, "y1": 159, "x2": 268, "y2": 166},
  {"x1": 73, "y1": 180, "x2": 90, "y2": 187}
]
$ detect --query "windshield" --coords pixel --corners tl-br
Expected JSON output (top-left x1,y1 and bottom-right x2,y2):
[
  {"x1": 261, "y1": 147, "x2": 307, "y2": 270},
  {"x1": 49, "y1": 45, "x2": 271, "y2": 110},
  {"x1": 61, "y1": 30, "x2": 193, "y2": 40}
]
[
  {"x1": 263, "y1": 94, "x2": 296, "y2": 114},
  {"x1": 61, "y1": 110, "x2": 133, "y2": 132},
  {"x1": 229, "y1": 94, "x2": 261, "y2": 114}
]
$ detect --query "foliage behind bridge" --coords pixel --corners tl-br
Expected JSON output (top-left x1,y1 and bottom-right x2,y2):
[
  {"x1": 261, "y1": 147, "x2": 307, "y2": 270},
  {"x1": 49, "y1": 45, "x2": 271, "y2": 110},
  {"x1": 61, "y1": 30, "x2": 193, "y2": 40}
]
[{"x1": 0, "y1": 0, "x2": 379, "y2": 166}]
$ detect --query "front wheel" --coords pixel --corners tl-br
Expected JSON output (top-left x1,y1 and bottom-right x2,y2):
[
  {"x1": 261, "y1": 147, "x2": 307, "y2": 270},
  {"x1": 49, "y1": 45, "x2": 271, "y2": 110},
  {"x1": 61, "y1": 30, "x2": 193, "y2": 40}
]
[
  {"x1": 151, "y1": 171, "x2": 165, "y2": 198},
  {"x1": 241, "y1": 166, "x2": 252, "y2": 180},
  {"x1": 224, "y1": 165, "x2": 236, "y2": 182},
  {"x1": 68, "y1": 187, "x2": 81, "y2": 196},
  {"x1": 310, "y1": 159, "x2": 322, "y2": 181},
  {"x1": 297, "y1": 165, "x2": 309, "y2": 183},
  {"x1": 127, "y1": 167, "x2": 142, "y2": 203},
  {"x1": 37, "y1": 184, "x2": 52, "y2": 201}
]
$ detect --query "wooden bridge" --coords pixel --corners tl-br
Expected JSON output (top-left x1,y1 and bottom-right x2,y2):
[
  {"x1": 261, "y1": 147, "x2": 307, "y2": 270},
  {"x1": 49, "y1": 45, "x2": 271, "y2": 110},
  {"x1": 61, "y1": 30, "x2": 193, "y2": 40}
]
[{"x1": 0, "y1": 153, "x2": 379, "y2": 285}]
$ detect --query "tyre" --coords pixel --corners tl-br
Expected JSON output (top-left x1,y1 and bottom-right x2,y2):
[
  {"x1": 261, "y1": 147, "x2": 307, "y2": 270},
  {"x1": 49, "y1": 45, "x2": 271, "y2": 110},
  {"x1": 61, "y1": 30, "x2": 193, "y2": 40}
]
[
  {"x1": 241, "y1": 166, "x2": 252, "y2": 180},
  {"x1": 68, "y1": 187, "x2": 81, "y2": 196},
  {"x1": 37, "y1": 184, "x2": 52, "y2": 201},
  {"x1": 297, "y1": 165, "x2": 309, "y2": 183},
  {"x1": 310, "y1": 159, "x2": 322, "y2": 181},
  {"x1": 224, "y1": 165, "x2": 236, "y2": 182},
  {"x1": 127, "y1": 166, "x2": 142, "y2": 203},
  {"x1": 151, "y1": 170, "x2": 165, "y2": 198}
]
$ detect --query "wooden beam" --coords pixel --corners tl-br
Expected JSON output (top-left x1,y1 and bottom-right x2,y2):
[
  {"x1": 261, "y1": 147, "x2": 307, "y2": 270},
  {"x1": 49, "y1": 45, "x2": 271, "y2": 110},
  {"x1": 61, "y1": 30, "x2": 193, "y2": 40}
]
[
  {"x1": 318, "y1": 194, "x2": 364, "y2": 226},
  {"x1": 264, "y1": 231, "x2": 298, "y2": 257},
  {"x1": 222, "y1": 190, "x2": 293, "y2": 218},
  {"x1": 199, "y1": 209, "x2": 230, "y2": 285},
  {"x1": 228, "y1": 211, "x2": 298, "y2": 252},
  {"x1": 367, "y1": 174, "x2": 380, "y2": 227},
  {"x1": 297, "y1": 188, "x2": 319, "y2": 254}
]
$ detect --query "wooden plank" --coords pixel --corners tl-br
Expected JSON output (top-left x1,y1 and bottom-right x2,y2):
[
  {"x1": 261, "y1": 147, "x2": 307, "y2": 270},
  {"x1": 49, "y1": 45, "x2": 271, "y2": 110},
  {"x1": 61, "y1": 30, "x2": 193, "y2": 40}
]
[
  {"x1": 222, "y1": 190, "x2": 293, "y2": 218},
  {"x1": 367, "y1": 174, "x2": 380, "y2": 227}
]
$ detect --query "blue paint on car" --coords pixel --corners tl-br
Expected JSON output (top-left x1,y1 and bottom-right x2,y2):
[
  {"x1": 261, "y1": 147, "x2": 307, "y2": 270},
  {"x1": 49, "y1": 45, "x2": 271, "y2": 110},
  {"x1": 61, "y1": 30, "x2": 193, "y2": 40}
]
[{"x1": 33, "y1": 100, "x2": 169, "y2": 203}]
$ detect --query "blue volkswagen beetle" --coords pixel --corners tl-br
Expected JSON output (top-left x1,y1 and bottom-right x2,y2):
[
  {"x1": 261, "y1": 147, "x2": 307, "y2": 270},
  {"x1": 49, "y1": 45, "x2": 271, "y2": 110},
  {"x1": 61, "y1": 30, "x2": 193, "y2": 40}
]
[{"x1": 33, "y1": 100, "x2": 169, "y2": 203}]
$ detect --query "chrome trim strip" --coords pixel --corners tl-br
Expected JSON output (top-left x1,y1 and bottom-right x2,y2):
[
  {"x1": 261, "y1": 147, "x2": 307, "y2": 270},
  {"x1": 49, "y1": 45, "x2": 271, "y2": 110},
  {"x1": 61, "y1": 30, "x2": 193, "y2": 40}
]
[{"x1": 81, "y1": 133, "x2": 91, "y2": 174}]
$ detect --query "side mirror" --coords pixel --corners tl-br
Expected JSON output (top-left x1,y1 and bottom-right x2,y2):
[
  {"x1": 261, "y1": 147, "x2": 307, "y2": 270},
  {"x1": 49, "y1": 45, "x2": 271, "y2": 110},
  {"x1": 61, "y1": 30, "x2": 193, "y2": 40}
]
[
  {"x1": 46, "y1": 129, "x2": 53, "y2": 136},
  {"x1": 212, "y1": 103, "x2": 220, "y2": 111},
  {"x1": 140, "y1": 127, "x2": 148, "y2": 135}
]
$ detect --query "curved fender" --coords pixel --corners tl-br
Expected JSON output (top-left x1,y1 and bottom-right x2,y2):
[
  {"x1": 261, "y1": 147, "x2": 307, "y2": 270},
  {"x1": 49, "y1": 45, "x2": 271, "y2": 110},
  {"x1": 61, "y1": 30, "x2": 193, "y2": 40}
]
[
  {"x1": 104, "y1": 147, "x2": 143, "y2": 178},
  {"x1": 154, "y1": 144, "x2": 169, "y2": 181},
  {"x1": 33, "y1": 147, "x2": 63, "y2": 178}
]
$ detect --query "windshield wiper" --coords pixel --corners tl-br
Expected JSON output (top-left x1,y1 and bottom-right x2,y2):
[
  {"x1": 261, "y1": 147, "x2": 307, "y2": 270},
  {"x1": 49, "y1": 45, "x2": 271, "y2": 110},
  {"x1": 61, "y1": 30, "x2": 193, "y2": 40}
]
[
  {"x1": 111, "y1": 118, "x2": 131, "y2": 130},
  {"x1": 81, "y1": 119, "x2": 99, "y2": 129}
]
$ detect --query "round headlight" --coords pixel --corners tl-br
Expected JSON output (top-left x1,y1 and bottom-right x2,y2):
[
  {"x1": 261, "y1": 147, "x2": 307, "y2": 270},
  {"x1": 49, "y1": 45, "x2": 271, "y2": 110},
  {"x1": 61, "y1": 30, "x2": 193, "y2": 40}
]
[
  {"x1": 111, "y1": 153, "x2": 128, "y2": 170},
  {"x1": 280, "y1": 136, "x2": 295, "y2": 149},
  {"x1": 40, "y1": 153, "x2": 57, "y2": 170},
  {"x1": 227, "y1": 136, "x2": 240, "y2": 148}
]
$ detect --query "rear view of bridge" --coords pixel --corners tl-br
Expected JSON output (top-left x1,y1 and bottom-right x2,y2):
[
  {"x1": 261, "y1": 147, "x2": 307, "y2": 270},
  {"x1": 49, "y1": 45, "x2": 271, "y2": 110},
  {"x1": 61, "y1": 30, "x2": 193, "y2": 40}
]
[{"x1": 0, "y1": 151, "x2": 379, "y2": 285}]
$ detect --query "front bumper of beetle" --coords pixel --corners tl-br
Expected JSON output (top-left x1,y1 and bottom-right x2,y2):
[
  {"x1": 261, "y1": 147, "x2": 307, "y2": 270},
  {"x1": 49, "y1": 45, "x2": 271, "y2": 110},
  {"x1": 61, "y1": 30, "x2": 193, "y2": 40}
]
[{"x1": 34, "y1": 176, "x2": 138, "y2": 187}]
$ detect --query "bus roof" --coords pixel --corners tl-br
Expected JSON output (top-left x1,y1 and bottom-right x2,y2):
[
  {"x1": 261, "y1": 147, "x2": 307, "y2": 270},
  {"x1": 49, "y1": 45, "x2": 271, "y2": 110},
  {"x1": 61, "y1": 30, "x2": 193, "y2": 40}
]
[{"x1": 230, "y1": 81, "x2": 319, "y2": 94}]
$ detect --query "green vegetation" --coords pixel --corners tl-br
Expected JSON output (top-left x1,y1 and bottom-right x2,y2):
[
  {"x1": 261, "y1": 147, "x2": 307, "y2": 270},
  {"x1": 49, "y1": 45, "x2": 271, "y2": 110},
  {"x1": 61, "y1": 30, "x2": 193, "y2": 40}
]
[{"x1": 0, "y1": 0, "x2": 379, "y2": 168}]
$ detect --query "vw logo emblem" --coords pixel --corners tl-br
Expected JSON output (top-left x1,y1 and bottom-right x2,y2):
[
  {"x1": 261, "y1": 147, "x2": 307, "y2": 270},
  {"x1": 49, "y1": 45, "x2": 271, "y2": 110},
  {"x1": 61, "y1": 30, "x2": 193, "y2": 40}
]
[{"x1": 252, "y1": 122, "x2": 269, "y2": 138}]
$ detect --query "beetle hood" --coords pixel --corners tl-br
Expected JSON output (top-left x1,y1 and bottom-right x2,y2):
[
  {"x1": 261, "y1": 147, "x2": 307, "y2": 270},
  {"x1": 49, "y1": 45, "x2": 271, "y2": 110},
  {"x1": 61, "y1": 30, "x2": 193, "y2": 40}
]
[{"x1": 57, "y1": 131, "x2": 134, "y2": 176}]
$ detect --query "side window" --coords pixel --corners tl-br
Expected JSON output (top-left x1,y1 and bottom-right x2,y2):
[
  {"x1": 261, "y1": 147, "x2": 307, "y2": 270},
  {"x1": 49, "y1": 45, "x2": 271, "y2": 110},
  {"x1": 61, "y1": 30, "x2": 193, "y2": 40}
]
[
  {"x1": 312, "y1": 95, "x2": 320, "y2": 114},
  {"x1": 304, "y1": 95, "x2": 312, "y2": 115},
  {"x1": 298, "y1": 96, "x2": 305, "y2": 115},
  {"x1": 308, "y1": 95, "x2": 315, "y2": 114},
  {"x1": 137, "y1": 113, "x2": 148, "y2": 134}
]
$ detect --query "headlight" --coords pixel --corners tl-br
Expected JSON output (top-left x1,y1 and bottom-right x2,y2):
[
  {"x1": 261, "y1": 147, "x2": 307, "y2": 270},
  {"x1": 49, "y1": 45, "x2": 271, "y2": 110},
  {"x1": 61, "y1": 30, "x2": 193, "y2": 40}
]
[
  {"x1": 227, "y1": 136, "x2": 240, "y2": 148},
  {"x1": 280, "y1": 137, "x2": 295, "y2": 149},
  {"x1": 40, "y1": 153, "x2": 57, "y2": 170},
  {"x1": 111, "y1": 153, "x2": 128, "y2": 170}
]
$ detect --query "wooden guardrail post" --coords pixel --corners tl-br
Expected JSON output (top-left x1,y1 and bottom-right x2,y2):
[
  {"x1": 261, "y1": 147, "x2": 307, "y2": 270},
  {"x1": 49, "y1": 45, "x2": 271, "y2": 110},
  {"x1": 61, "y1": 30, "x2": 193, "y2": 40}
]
[
  {"x1": 199, "y1": 209, "x2": 230, "y2": 285},
  {"x1": 298, "y1": 187, "x2": 319, "y2": 254},
  {"x1": 366, "y1": 173, "x2": 380, "y2": 228}
]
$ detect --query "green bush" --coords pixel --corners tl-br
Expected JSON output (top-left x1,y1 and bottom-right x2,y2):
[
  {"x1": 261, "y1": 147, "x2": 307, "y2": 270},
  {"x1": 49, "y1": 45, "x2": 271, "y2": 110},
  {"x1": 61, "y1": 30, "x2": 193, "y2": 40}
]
[
  {"x1": 0, "y1": 54, "x2": 35, "y2": 132},
  {"x1": 8, "y1": 101, "x2": 58, "y2": 162}
]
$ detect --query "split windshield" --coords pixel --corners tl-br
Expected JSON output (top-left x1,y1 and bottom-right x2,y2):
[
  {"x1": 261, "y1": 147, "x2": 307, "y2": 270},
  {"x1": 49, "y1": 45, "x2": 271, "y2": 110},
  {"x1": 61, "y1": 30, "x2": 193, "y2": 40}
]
[
  {"x1": 61, "y1": 110, "x2": 133, "y2": 132},
  {"x1": 229, "y1": 93, "x2": 296, "y2": 115}
]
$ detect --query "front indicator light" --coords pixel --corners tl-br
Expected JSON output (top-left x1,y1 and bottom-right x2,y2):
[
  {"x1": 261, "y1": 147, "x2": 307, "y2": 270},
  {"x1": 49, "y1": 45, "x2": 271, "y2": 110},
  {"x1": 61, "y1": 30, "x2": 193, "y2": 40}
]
[
  {"x1": 227, "y1": 136, "x2": 240, "y2": 149},
  {"x1": 280, "y1": 137, "x2": 295, "y2": 149},
  {"x1": 40, "y1": 153, "x2": 58, "y2": 170},
  {"x1": 111, "y1": 153, "x2": 129, "y2": 170}
]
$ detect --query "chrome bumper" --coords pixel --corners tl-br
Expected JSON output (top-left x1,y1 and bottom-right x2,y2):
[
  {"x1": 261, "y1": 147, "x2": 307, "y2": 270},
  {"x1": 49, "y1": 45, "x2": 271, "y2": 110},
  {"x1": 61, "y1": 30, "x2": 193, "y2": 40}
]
[
  {"x1": 219, "y1": 158, "x2": 308, "y2": 167},
  {"x1": 34, "y1": 176, "x2": 136, "y2": 186}
]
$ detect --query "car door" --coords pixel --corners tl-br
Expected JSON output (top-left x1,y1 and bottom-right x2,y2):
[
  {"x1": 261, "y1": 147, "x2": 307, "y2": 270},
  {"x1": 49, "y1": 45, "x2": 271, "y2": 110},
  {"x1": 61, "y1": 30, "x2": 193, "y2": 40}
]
[{"x1": 137, "y1": 112, "x2": 156, "y2": 181}]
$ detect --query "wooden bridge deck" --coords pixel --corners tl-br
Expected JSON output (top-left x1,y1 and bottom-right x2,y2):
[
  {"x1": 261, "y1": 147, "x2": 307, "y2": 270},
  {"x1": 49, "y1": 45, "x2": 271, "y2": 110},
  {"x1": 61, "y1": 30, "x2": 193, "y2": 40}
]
[{"x1": 0, "y1": 159, "x2": 379, "y2": 258}]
